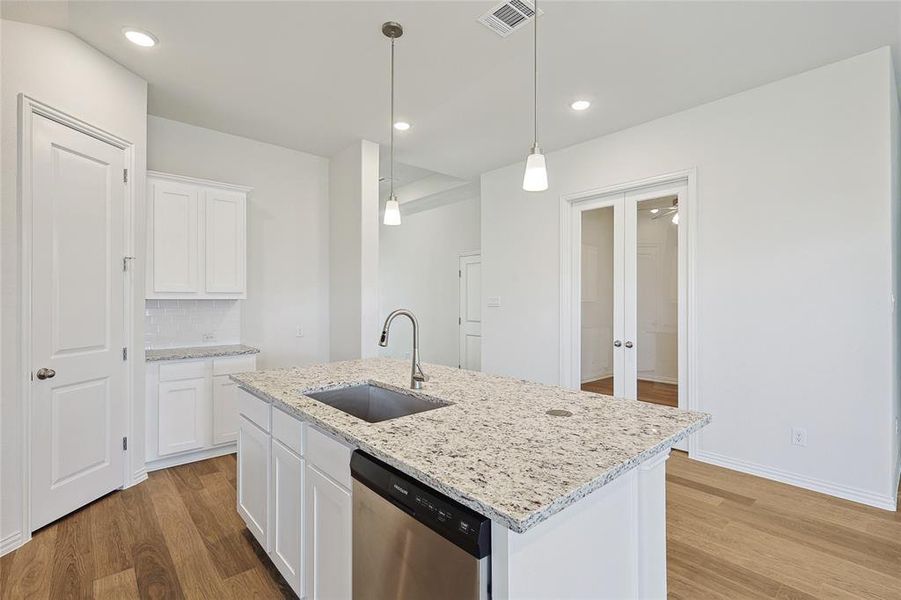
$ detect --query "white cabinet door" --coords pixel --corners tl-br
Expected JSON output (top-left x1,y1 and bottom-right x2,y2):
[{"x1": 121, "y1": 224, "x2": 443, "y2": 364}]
[
  {"x1": 212, "y1": 374, "x2": 239, "y2": 445},
  {"x1": 271, "y1": 439, "x2": 305, "y2": 596},
  {"x1": 149, "y1": 180, "x2": 199, "y2": 294},
  {"x1": 204, "y1": 190, "x2": 246, "y2": 295},
  {"x1": 238, "y1": 415, "x2": 270, "y2": 550},
  {"x1": 157, "y1": 377, "x2": 209, "y2": 456},
  {"x1": 304, "y1": 464, "x2": 352, "y2": 600}
]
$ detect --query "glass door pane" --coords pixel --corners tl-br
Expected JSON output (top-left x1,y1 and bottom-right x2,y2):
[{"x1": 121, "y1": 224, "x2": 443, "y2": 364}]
[
  {"x1": 632, "y1": 194, "x2": 679, "y2": 407},
  {"x1": 580, "y1": 205, "x2": 618, "y2": 397}
]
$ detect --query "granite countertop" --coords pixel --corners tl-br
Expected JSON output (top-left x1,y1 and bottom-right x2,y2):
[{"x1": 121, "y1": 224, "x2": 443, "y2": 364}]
[
  {"x1": 145, "y1": 344, "x2": 260, "y2": 362},
  {"x1": 231, "y1": 358, "x2": 710, "y2": 533}
]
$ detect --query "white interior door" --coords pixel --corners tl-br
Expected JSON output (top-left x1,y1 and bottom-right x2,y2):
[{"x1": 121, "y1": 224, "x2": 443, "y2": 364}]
[
  {"x1": 458, "y1": 254, "x2": 482, "y2": 370},
  {"x1": 577, "y1": 195, "x2": 626, "y2": 396},
  {"x1": 578, "y1": 183, "x2": 685, "y2": 409},
  {"x1": 30, "y1": 114, "x2": 127, "y2": 530}
]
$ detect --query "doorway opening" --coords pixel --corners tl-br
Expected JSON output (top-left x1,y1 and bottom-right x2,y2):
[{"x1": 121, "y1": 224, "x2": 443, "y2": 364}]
[
  {"x1": 560, "y1": 170, "x2": 696, "y2": 435},
  {"x1": 579, "y1": 195, "x2": 679, "y2": 407}
]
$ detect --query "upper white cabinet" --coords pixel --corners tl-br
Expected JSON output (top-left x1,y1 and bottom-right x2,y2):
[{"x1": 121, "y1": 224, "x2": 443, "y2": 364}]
[{"x1": 147, "y1": 171, "x2": 250, "y2": 299}]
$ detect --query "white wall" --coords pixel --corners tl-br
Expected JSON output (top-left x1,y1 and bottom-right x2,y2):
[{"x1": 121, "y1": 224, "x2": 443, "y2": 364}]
[
  {"x1": 147, "y1": 116, "x2": 330, "y2": 369},
  {"x1": 481, "y1": 48, "x2": 899, "y2": 508},
  {"x1": 379, "y1": 193, "x2": 481, "y2": 367},
  {"x1": 328, "y1": 140, "x2": 380, "y2": 361},
  {"x1": 1, "y1": 19, "x2": 148, "y2": 549}
]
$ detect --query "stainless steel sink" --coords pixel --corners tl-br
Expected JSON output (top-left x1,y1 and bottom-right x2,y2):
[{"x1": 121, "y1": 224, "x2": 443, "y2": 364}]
[{"x1": 305, "y1": 384, "x2": 450, "y2": 423}]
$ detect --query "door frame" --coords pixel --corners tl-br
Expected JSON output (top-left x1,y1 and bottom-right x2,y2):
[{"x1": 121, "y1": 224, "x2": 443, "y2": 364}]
[
  {"x1": 16, "y1": 95, "x2": 139, "y2": 547},
  {"x1": 458, "y1": 250, "x2": 481, "y2": 369},
  {"x1": 559, "y1": 169, "x2": 699, "y2": 452}
]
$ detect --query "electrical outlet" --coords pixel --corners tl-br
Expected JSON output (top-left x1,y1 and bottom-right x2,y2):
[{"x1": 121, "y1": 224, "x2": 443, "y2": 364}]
[
  {"x1": 791, "y1": 427, "x2": 808, "y2": 447},
  {"x1": 487, "y1": 296, "x2": 501, "y2": 307},
  {"x1": 201, "y1": 333, "x2": 215, "y2": 343},
  {"x1": 296, "y1": 326, "x2": 304, "y2": 337}
]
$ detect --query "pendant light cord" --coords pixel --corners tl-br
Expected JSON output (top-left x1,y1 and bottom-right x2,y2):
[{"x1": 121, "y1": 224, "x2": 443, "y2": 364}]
[
  {"x1": 390, "y1": 36, "x2": 396, "y2": 199},
  {"x1": 533, "y1": 0, "x2": 538, "y2": 148}
]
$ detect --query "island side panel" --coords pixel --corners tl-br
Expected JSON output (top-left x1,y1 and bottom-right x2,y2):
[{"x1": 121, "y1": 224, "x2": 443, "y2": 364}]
[{"x1": 490, "y1": 451, "x2": 670, "y2": 599}]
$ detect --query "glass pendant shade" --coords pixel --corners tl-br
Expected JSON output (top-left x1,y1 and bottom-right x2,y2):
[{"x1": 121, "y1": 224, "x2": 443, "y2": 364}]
[
  {"x1": 384, "y1": 196, "x2": 401, "y2": 225},
  {"x1": 522, "y1": 147, "x2": 549, "y2": 192}
]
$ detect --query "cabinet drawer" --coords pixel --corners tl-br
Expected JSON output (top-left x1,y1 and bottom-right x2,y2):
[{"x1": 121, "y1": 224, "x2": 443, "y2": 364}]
[
  {"x1": 159, "y1": 359, "x2": 208, "y2": 382},
  {"x1": 213, "y1": 354, "x2": 256, "y2": 376},
  {"x1": 273, "y1": 408, "x2": 304, "y2": 456},
  {"x1": 305, "y1": 425, "x2": 353, "y2": 489},
  {"x1": 237, "y1": 388, "x2": 270, "y2": 432}
]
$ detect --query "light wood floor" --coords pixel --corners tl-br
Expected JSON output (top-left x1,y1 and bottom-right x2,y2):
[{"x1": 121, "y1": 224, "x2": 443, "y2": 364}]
[
  {"x1": 2, "y1": 452, "x2": 900, "y2": 599},
  {"x1": 582, "y1": 376, "x2": 679, "y2": 407}
]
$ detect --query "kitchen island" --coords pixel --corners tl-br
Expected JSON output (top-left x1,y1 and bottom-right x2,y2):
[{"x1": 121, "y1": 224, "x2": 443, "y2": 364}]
[{"x1": 232, "y1": 358, "x2": 709, "y2": 599}]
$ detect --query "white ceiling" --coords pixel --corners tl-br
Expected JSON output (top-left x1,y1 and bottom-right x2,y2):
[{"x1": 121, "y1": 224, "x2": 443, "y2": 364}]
[{"x1": 4, "y1": 1, "x2": 901, "y2": 178}]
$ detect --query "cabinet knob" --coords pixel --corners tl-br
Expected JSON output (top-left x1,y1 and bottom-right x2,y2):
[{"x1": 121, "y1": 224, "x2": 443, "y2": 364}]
[
  {"x1": 613, "y1": 340, "x2": 622, "y2": 348},
  {"x1": 624, "y1": 341, "x2": 634, "y2": 349}
]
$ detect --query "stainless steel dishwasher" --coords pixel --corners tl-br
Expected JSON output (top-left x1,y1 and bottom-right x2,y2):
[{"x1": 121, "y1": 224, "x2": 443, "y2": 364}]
[{"x1": 351, "y1": 451, "x2": 491, "y2": 600}]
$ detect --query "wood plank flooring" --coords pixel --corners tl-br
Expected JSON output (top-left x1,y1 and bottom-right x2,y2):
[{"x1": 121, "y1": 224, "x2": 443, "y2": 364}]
[
  {"x1": 2, "y1": 452, "x2": 900, "y2": 599},
  {"x1": 582, "y1": 376, "x2": 679, "y2": 407},
  {"x1": 0, "y1": 455, "x2": 295, "y2": 600}
]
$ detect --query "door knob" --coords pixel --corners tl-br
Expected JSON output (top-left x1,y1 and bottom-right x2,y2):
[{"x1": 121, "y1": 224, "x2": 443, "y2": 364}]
[
  {"x1": 624, "y1": 341, "x2": 634, "y2": 349},
  {"x1": 36, "y1": 368, "x2": 56, "y2": 380},
  {"x1": 613, "y1": 340, "x2": 622, "y2": 348}
]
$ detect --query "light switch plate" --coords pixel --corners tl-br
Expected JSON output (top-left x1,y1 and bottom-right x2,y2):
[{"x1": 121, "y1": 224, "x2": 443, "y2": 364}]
[{"x1": 487, "y1": 296, "x2": 501, "y2": 307}]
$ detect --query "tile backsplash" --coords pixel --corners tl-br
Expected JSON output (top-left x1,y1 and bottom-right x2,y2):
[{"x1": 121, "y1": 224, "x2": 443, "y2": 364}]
[{"x1": 145, "y1": 299, "x2": 241, "y2": 349}]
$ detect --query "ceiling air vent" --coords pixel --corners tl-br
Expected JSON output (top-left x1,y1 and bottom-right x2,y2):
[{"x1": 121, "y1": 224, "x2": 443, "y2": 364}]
[{"x1": 478, "y1": 0, "x2": 542, "y2": 38}]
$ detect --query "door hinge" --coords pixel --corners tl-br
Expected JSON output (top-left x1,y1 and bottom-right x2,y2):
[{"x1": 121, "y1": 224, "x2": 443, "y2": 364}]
[
  {"x1": 122, "y1": 437, "x2": 128, "y2": 451},
  {"x1": 122, "y1": 347, "x2": 128, "y2": 361},
  {"x1": 458, "y1": 317, "x2": 462, "y2": 325},
  {"x1": 123, "y1": 169, "x2": 128, "y2": 183},
  {"x1": 123, "y1": 256, "x2": 135, "y2": 271},
  {"x1": 459, "y1": 269, "x2": 462, "y2": 278}
]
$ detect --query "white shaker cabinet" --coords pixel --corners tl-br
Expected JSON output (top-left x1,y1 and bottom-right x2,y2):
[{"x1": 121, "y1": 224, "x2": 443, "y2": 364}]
[
  {"x1": 271, "y1": 438, "x2": 305, "y2": 594},
  {"x1": 234, "y1": 389, "x2": 354, "y2": 600},
  {"x1": 157, "y1": 376, "x2": 209, "y2": 456},
  {"x1": 304, "y1": 463, "x2": 352, "y2": 600},
  {"x1": 147, "y1": 171, "x2": 250, "y2": 299},
  {"x1": 212, "y1": 375, "x2": 240, "y2": 445},
  {"x1": 238, "y1": 415, "x2": 271, "y2": 550},
  {"x1": 145, "y1": 354, "x2": 257, "y2": 470}
]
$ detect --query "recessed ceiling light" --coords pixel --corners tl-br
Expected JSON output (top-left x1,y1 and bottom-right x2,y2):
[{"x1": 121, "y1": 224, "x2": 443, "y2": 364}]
[
  {"x1": 393, "y1": 121, "x2": 411, "y2": 131},
  {"x1": 570, "y1": 100, "x2": 591, "y2": 111},
  {"x1": 123, "y1": 28, "x2": 158, "y2": 47}
]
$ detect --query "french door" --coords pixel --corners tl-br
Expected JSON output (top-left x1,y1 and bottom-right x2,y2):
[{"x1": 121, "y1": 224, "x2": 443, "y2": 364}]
[{"x1": 576, "y1": 181, "x2": 687, "y2": 406}]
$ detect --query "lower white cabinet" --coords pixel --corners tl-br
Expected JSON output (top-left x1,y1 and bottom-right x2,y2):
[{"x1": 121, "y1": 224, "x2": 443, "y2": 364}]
[
  {"x1": 304, "y1": 463, "x2": 352, "y2": 600},
  {"x1": 158, "y1": 376, "x2": 209, "y2": 455},
  {"x1": 235, "y1": 391, "x2": 354, "y2": 599},
  {"x1": 271, "y1": 439, "x2": 305, "y2": 593},
  {"x1": 212, "y1": 375, "x2": 240, "y2": 444},
  {"x1": 146, "y1": 354, "x2": 257, "y2": 468},
  {"x1": 238, "y1": 415, "x2": 270, "y2": 550}
]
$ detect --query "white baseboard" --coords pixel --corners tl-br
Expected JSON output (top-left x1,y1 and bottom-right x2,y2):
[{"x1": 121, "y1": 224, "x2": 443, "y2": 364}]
[
  {"x1": 693, "y1": 449, "x2": 898, "y2": 511},
  {"x1": 125, "y1": 468, "x2": 148, "y2": 489},
  {"x1": 637, "y1": 375, "x2": 678, "y2": 385},
  {"x1": 581, "y1": 373, "x2": 613, "y2": 384},
  {"x1": 145, "y1": 443, "x2": 236, "y2": 472},
  {"x1": 1, "y1": 531, "x2": 24, "y2": 557}
]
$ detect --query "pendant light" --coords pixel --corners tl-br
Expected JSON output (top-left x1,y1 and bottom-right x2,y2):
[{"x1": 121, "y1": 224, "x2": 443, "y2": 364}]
[
  {"x1": 522, "y1": 0, "x2": 548, "y2": 192},
  {"x1": 383, "y1": 21, "x2": 403, "y2": 225}
]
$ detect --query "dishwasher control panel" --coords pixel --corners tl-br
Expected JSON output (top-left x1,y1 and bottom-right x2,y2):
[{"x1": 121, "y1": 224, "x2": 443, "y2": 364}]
[{"x1": 352, "y1": 451, "x2": 491, "y2": 558}]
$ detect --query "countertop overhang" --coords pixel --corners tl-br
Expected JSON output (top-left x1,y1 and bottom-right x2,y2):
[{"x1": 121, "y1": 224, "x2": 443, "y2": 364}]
[{"x1": 231, "y1": 358, "x2": 710, "y2": 533}]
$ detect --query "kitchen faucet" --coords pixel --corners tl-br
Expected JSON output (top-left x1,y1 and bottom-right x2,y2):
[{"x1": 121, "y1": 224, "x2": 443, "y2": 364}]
[{"x1": 378, "y1": 309, "x2": 428, "y2": 389}]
